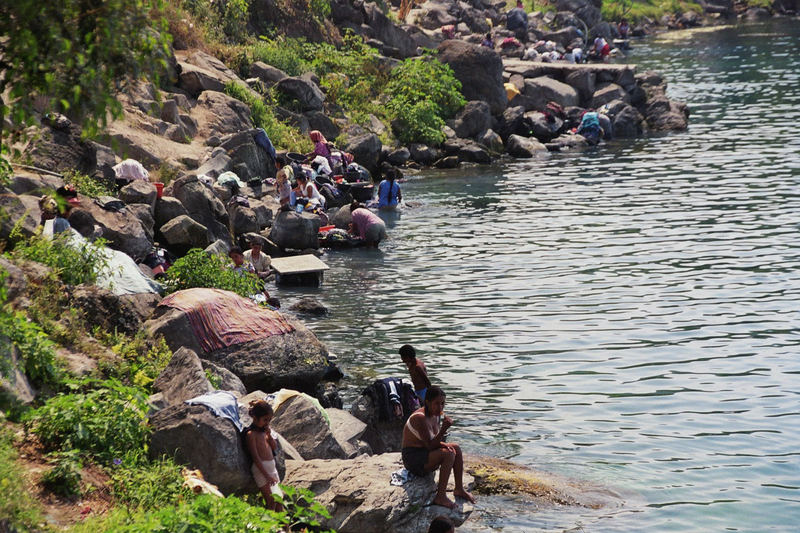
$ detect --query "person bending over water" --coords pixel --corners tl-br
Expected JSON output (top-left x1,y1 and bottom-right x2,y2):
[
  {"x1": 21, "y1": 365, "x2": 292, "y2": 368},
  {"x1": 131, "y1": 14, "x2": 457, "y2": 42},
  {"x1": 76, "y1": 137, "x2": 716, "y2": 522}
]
[{"x1": 401, "y1": 386, "x2": 476, "y2": 509}]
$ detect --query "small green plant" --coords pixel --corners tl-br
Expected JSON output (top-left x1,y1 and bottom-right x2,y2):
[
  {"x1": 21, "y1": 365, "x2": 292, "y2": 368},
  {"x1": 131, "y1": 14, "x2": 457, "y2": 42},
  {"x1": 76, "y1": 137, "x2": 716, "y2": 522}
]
[
  {"x1": 222, "y1": 0, "x2": 252, "y2": 44},
  {"x1": 8, "y1": 230, "x2": 110, "y2": 286},
  {"x1": 249, "y1": 37, "x2": 313, "y2": 76},
  {"x1": 24, "y1": 378, "x2": 150, "y2": 464},
  {"x1": 205, "y1": 368, "x2": 222, "y2": 389},
  {"x1": 41, "y1": 450, "x2": 83, "y2": 497},
  {"x1": 110, "y1": 456, "x2": 192, "y2": 510},
  {"x1": 63, "y1": 170, "x2": 116, "y2": 198},
  {"x1": 0, "y1": 427, "x2": 43, "y2": 530},
  {"x1": 95, "y1": 329, "x2": 172, "y2": 388},
  {"x1": 163, "y1": 247, "x2": 265, "y2": 298},
  {"x1": 385, "y1": 56, "x2": 465, "y2": 145},
  {"x1": 309, "y1": 0, "x2": 332, "y2": 20}
]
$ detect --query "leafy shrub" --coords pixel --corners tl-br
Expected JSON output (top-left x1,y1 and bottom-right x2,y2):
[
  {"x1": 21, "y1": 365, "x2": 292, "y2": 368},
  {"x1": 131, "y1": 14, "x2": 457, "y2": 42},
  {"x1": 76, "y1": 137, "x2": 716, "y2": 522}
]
[
  {"x1": 163, "y1": 248, "x2": 264, "y2": 298},
  {"x1": 94, "y1": 329, "x2": 172, "y2": 389},
  {"x1": 41, "y1": 450, "x2": 83, "y2": 497},
  {"x1": 63, "y1": 170, "x2": 116, "y2": 198},
  {"x1": 223, "y1": 81, "x2": 312, "y2": 151},
  {"x1": 71, "y1": 491, "x2": 333, "y2": 533},
  {"x1": 309, "y1": 0, "x2": 332, "y2": 20},
  {"x1": 0, "y1": 427, "x2": 43, "y2": 530},
  {"x1": 24, "y1": 378, "x2": 150, "y2": 464},
  {"x1": 249, "y1": 37, "x2": 313, "y2": 76},
  {"x1": 0, "y1": 268, "x2": 63, "y2": 391},
  {"x1": 222, "y1": 0, "x2": 251, "y2": 43},
  {"x1": 385, "y1": 56, "x2": 465, "y2": 145},
  {"x1": 8, "y1": 231, "x2": 110, "y2": 286},
  {"x1": 110, "y1": 457, "x2": 192, "y2": 510}
]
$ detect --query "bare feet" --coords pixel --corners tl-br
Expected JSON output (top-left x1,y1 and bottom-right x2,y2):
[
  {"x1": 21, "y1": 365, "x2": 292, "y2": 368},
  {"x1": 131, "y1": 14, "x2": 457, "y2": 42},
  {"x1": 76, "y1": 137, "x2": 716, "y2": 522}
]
[
  {"x1": 454, "y1": 488, "x2": 476, "y2": 504},
  {"x1": 432, "y1": 495, "x2": 456, "y2": 509}
]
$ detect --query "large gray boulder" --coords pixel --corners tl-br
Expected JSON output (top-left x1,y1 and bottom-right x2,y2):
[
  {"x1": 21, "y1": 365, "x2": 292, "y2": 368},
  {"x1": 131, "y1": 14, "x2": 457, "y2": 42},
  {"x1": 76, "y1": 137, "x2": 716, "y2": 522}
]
[
  {"x1": 349, "y1": 393, "x2": 404, "y2": 454},
  {"x1": 249, "y1": 62, "x2": 288, "y2": 86},
  {"x1": 67, "y1": 199, "x2": 152, "y2": 259},
  {"x1": 524, "y1": 76, "x2": 580, "y2": 110},
  {"x1": 613, "y1": 105, "x2": 644, "y2": 137},
  {"x1": 202, "y1": 360, "x2": 248, "y2": 397},
  {"x1": 506, "y1": 134, "x2": 547, "y2": 158},
  {"x1": 272, "y1": 394, "x2": 347, "y2": 460},
  {"x1": 495, "y1": 105, "x2": 526, "y2": 142},
  {"x1": 177, "y1": 50, "x2": 244, "y2": 98},
  {"x1": 196, "y1": 91, "x2": 254, "y2": 137},
  {"x1": 452, "y1": 101, "x2": 493, "y2": 140},
  {"x1": 7, "y1": 171, "x2": 64, "y2": 196},
  {"x1": 565, "y1": 70, "x2": 597, "y2": 105},
  {"x1": 168, "y1": 174, "x2": 230, "y2": 245},
  {"x1": 152, "y1": 347, "x2": 214, "y2": 406},
  {"x1": 159, "y1": 214, "x2": 210, "y2": 252},
  {"x1": 119, "y1": 180, "x2": 158, "y2": 213},
  {"x1": 0, "y1": 194, "x2": 39, "y2": 243},
  {"x1": 219, "y1": 130, "x2": 272, "y2": 182},
  {"x1": 274, "y1": 77, "x2": 325, "y2": 112},
  {"x1": 363, "y1": 3, "x2": 418, "y2": 59},
  {"x1": 343, "y1": 133, "x2": 382, "y2": 174},
  {"x1": 154, "y1": 196, "x2": 189, "y2": 227},
  {"x1": 327, "y1": 408, "x2": 370, "y2": 458},
  {"x1": 145, "y1": 295, "x2": 333, "y2": 395},
  {"x1": 149, "y1": 403, "x2": 254, "y2": 494},
  {"x1": 524, "y1": 111, "x2": 564, "y2": 143},
  {"x1": 268, "y1": 211, "x2": 321, "y2": 250},
  {"x1": 0, "y1": 342, "x2": 37, "y2": 406},
  {"x1": 127, "y1": 204, "x2": 155, "y2": 240},
  {"x1": 438, "y1": 40, "x2": 507, "y2": 115},
  {"x1": 555, "y1": 0, "x2": 602, "y2": 27},
  {"x1": 228, "y1": 204, "x2": 260, "y2": 236},
  {"x1": 304, "y1": 111, "x2": 340, "y2": 141},
  {"x1": 284, "y1": 453, "x2": 474, "y2": 533}
]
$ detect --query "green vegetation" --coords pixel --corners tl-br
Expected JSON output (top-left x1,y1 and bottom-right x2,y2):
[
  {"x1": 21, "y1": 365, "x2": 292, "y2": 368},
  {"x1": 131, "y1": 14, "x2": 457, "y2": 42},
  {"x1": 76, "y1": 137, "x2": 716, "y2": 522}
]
[
  {"x1": 7, "y1": 231, "x2": 110, "y2": 286},
  {"x1": 24, "y1": 378, "x2": 150, "y2": 464},
  {"x1": 386, "y1": 57, "x2": 466, "y2": 145},
  {"x1": 109, "y1": 457, "x2": 191, "y2": 510},
  {"x1": 223, "y1": 82, "x2": 312, "y2": 152},
  {"x1": 94, "y1": 330, "x2": 173, "y2": 389},
  {"x1": 63, "y1": 170, "x2": 117, "y2": 199},
  {"x1": 41, "y1": 450, "x2": 83, "y2": 497},
  {"x1": 601, "y1": 0, "x2": 704, "y2": 22},
  {"x1": 163, "y1": 248, "x2": 264, "y2": 298},
  {"x1": 0, "y1": 426, "x2": 43, "y2": 530}
]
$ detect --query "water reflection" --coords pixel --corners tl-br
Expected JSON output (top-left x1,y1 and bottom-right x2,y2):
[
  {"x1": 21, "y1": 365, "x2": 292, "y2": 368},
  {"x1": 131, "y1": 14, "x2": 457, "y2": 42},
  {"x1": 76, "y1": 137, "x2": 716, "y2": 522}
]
[{"x1": 275, "y1": 19, "x2": 800, "y2": 533}]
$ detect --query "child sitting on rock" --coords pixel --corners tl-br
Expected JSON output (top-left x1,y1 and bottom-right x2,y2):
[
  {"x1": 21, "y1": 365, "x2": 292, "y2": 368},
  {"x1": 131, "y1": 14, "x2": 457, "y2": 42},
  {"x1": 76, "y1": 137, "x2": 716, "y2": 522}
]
[{"x1": 244, "y1": 400, "x2": 282, "y2": 510}]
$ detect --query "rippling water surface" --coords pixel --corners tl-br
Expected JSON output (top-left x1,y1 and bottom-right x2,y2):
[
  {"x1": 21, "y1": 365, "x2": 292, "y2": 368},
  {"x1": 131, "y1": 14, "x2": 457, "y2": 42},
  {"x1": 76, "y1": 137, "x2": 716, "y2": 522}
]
[{"x1": 275, "y1": 20, "x2": 800, "y2": 532}]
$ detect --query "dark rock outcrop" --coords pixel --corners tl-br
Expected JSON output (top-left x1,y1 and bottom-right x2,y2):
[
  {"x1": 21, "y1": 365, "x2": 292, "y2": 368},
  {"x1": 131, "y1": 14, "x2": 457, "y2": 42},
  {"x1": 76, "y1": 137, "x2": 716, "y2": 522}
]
[{"x1": 438, "y1": 40, "x2": 507, "y2": 115}]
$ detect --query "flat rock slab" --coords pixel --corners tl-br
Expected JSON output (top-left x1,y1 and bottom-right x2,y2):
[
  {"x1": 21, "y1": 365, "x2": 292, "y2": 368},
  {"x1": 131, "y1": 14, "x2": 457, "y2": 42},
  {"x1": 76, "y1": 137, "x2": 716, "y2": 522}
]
[
  {"x1": 284, "y1": 453, "x2": 474, "y2": 533},
  {"x1": 270, "y1": 254, "x2": 330, "y2": 275},
  {"x1": 503, "y1": 58, "x2": 636, "y2": 80}
]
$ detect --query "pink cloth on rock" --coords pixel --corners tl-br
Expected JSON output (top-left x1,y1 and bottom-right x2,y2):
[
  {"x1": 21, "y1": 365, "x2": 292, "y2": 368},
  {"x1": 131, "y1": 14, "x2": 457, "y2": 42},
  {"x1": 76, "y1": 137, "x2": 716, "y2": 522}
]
[{"x1": 159, "y1": 288, "x2": 295, "y2": 353}]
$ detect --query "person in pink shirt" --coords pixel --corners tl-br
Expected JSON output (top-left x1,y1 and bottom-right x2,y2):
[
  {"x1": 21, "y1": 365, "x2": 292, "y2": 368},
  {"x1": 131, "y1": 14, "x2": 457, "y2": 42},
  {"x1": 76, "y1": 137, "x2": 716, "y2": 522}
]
[
  {"x1": 348, "y1": 201, "x2": 387, "y2": 248},
  {"x1": 306, "y1": 130, "x2": 332, "y2": 164}
]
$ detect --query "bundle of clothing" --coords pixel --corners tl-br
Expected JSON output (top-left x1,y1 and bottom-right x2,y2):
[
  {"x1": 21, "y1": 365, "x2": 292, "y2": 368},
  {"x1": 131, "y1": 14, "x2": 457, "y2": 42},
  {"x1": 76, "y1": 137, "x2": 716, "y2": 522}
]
[{"x1": 361, "y1": 378, "x2": 420, "y2": 422}]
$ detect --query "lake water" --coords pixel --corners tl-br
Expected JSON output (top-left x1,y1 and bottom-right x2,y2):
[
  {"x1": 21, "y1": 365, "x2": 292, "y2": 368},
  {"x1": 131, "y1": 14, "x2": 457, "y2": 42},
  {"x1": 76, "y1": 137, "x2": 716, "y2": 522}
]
[{"x1": 276, "y1": 19, "x2": 800, "y2": 532}]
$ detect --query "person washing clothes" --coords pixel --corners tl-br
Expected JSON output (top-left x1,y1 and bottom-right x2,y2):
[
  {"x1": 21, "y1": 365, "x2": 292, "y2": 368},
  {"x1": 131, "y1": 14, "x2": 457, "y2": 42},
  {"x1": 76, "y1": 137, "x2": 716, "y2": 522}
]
[{"x1": 377, "y1": 166, "x2": 402, "y2": 210}]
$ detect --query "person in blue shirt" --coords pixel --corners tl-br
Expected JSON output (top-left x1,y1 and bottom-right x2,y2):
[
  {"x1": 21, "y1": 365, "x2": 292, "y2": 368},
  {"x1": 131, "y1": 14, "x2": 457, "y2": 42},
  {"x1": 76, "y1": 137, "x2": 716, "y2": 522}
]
[{"x1": 377, "y1": 166, "x2": 402, "y2": 210}]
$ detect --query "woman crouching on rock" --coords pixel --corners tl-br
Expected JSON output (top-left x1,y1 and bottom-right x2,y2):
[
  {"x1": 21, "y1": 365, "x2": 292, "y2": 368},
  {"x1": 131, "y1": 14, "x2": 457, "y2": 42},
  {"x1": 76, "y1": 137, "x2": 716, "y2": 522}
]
[{"x1": 401, "y1": 385, "x2": 476, "y2": 509}]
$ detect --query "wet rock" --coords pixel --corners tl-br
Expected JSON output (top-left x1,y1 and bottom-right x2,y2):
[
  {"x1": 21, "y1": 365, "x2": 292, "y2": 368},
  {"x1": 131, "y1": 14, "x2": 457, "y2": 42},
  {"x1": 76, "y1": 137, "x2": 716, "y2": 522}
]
[
  {"x1": 479, "y1": 129, "x2": 505, "y2": 154},
  {"x1": 613, "y1": 105, "x2": 644, "y2": 137},
  {"x1": 408, "y1": 144, "x2": 440, "y2": 166},
  {"x1": 591, "y1": 83, "x2": 629, "y2": 108},
  {"x1": 269, "y1": 210, "x2": 321, "y2": 250},
  {"x1": 524, "y1": 111, "x2": 564, "y2": 143},
  {"x1": 386, "y1": 147, "x2": 411, "y2": 166},
  {"x1": 434, "y1": 155, "x2": 460, "y2": 168},
  {"x1": 565, "y1": 70, "x2": 597, "y2": 104},
  {"x1": 644, "y1": 96, "x2": 689, "y2": 131},
  {"x1": 284, "y1": 453, "x2": 473, "y2": 533},
  {"x1": 438, "y1": 40, "x2": 507, "y2": 115},
  {"x1": 546, "y1": 132, "x2": 590, "y2": 151},
  {"x1": 289, "y1": 298, "x2": 329, "y2": 316},
  {"x1": 506, "y1": 134, "x2": 547, "y2": 158}
]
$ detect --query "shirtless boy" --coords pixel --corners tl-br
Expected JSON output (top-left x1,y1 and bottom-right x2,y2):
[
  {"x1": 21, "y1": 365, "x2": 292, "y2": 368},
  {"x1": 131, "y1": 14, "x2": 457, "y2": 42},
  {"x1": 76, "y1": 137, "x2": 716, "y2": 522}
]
[
  {"x1": 401, "y1": 385, "x2": 476, "y2": 509},
  {"x1": 244, "y1": 400, "x2": 282, "y2": 510},
  {"x1": 400, "y1": 344, "x2": 431, "y2": 401}
]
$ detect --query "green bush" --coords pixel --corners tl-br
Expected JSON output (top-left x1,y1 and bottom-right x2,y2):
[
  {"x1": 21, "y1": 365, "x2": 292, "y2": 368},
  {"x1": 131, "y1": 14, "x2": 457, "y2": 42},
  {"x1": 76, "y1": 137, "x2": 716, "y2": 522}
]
[
  {"x1": 385, "y1": 56, "x2": 465, "y2": 145},
  {"x1": 24, "y1": 378, "x2": 150, "y2": 464},
  {"x1": 309, "y1": 0, "x2": 332, "y2": 20},
  {"x1": 0, "y1": 268, "x2": 63, "y2": 392},
  {"x1": 249, "y1": 37, "x2": 313, "y2": 76},
  {"x1": 71, "y1": 491, "x2": 334, "y2": 533},
  {"x1": 163, "y1": 248, "x2": 265, "y2": 298},
  {"x1": 0, "y1": 427, "x2": 43, "y2": 531},
  {"x1": 94, "y1": 329, "x2": 172, "y2": 389},
  {"x1": 222, "y1": 0, "x2": 251, "y2": 43},
  {"x1": 8, "y1": 231, "x2": 110, "y2": 286},
  {"x1": 41, "y1": 450, "x2": 83, "y2": 497},
  {"x1": 63, "y1": 170, "x2": 116, "y2": 199},
  {"x1": 110, "y1": 456, "x2": 192, "y2": 510},
  {"x1": 223, "y1": 81, "x2": 312, "y2": 151}
]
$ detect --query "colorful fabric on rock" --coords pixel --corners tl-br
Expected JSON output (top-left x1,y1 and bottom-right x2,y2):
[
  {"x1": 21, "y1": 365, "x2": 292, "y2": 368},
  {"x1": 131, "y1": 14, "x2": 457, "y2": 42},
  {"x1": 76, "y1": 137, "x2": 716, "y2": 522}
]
[{"x1": 159, "y1": 288, "x2": 295, "y2": 352}]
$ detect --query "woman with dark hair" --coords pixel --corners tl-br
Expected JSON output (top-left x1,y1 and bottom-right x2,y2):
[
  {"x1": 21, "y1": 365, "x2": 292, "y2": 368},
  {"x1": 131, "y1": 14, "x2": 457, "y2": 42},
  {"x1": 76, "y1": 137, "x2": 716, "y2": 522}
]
[
  {"x1": 401, "y1": 385, "x2": 476, "y2": 509},
  {"x1": 377, "y1": 166, "x2": 402, "y2": 210}
]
